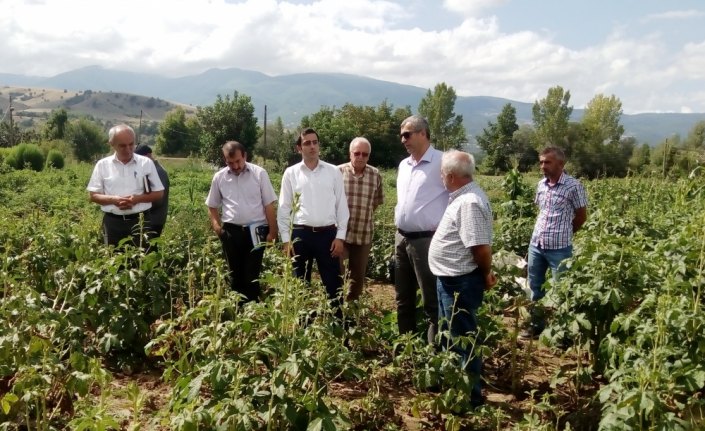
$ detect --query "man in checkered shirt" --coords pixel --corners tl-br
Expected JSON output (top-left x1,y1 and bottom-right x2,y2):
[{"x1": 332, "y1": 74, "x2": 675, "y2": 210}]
[
  {"x1": 523, "y1": 146, "x2": 588, "y2": 339},
  {"x1": 338, "y1": 137, "x2": 384, "y2": 301},
  {"x1": 428, "y1": 149, "x2": 495, "y2": 409}
]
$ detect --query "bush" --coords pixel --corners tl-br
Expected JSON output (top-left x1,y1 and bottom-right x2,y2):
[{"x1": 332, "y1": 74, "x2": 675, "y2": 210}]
[
  {"x1": 45, "y1": 150, "x2": 65, "y2": 169},
  {"x1": 6, "y1": 143, "x2": 45, "y2": 171}
]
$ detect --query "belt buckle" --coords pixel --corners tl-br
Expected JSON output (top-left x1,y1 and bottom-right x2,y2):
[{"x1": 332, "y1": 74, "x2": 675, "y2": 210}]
[{"x1": 311, "y1": 225, "x2": 321, "y2": 232}]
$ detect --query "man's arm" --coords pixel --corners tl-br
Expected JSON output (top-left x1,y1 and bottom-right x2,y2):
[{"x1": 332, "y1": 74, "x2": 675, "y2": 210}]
[
  {"x1": 264, "y1": 202, "x2": 278, "y2": 242},
  {"x1": 207, "y1": 206, "x2": 222, "y2": 236},
  {"x1": 573, "y1": 207, "x2": 587, "y2": 233},
  {"x1": 471, "y1": 244, "x2": 497, "y2": 289},
  {"x1": 278, "y1": 170, "x2": 294, "y2": 253}
]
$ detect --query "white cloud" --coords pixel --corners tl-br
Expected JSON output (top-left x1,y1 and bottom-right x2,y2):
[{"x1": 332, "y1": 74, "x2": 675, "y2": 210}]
[
  {"x1": 442, "y1": 0, "x2": 507, "y2": 17},
  {"x1": 642, "y1": 9, "x2": 705, "y2": 22},
  {"x1": 0, "y1": 0, "x2": 704, "y2": 113}
]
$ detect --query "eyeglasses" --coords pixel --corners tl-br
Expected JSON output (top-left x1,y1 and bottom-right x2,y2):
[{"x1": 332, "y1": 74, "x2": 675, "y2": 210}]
[
  {"x1": 352, "y1": 151, "x2": 369, "y2": 157},
  {"x1": 301, "y1": 139, "x2": 319, "y2": 146},
  {"x1": 400, "y1": 131, "x2": 418, "y2": 140}
]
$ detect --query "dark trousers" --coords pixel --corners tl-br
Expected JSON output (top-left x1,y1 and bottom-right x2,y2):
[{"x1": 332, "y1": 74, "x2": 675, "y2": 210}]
[
  {"x1": 291, "y1": 227, "x2": 343, "y2": 309},
  {"x1": 394, "y1": 232, "x2": 439, "y2": 344},
  {"x1": 220, "y1": 223, "x2": 265, "y2": 302},
  {"x1": 102, "y1": 212, "x2": 154, "y2": 250}
]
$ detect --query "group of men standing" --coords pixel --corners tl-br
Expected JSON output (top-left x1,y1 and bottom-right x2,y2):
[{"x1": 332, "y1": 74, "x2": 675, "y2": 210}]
[{"x1": 87, "y1": 116, "x2": 587, "y2": 407}]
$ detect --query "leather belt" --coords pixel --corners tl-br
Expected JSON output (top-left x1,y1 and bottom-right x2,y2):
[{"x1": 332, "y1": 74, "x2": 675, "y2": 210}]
[
  {"x1": 223, "y1": 223, "x2": 249, "y2": 231},
  {"x1": 397, "y1": 229, "x2": 435, "y2": 239},
  {"x1": 104, "y1": 211, "x2": 149, "y2": 221},
  {"x1": 294, "y1": 224, "x2": 337, "y2": 232}
]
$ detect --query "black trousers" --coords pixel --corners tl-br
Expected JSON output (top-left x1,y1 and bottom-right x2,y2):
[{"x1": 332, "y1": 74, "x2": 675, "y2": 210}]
[
  {"x1": 102, "y1": 212, "x2": 154, "y2": 250},
  {"x1": 220, "y1": 223, "x2": 265, "y2": 302},
  {"x1": 291, "y1": 227, "x2": 343, "y2": 309}
]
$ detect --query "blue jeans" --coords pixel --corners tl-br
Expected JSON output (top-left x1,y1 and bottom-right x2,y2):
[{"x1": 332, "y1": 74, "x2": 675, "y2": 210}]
[
  {"x1": 437, "y1": 270, "x2": 485, "y2": 403},
  {"x1": 527, "y1": 244, "x2": 572, "y2": 330}
]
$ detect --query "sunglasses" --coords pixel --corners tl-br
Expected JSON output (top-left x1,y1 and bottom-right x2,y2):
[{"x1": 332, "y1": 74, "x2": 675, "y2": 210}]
[
  {"x1": 352, "y1": 151, "x2": 369, "y2": 157},
  {"x1": 400, "y1": 131, "x2": 418, "y2": 140}
]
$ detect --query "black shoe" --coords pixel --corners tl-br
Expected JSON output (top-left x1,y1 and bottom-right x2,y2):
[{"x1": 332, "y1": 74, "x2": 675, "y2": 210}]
[{"x1": 471, "y1": 395, "x2": 485, "y2": 409}]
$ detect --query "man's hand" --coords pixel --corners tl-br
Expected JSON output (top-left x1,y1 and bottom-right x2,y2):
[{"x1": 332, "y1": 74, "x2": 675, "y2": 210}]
[
  {"x1": 115, "y1": 195, "x2": 134, "y2": 210},
  {"x1": 330, "y1": 239, "x2": 344, "y2": 258},
  {"x1": 485, "y1": 272, "x2": 497, "y2": 290},
  {"x1": 282, "y1": 242, "x2": 292, "y2": 257}
]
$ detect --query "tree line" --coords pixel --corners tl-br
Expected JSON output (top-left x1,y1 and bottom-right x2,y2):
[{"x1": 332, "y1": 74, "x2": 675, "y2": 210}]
[{"x1": 2, "y1": 83, "x2": 704, "y2": 177}]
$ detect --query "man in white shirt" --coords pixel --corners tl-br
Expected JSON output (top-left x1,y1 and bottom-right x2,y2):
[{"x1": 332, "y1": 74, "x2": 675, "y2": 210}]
[
  {"x1": 86, "y1": 124, "x2": 164, "y2": 249},
  {"x1": 278, "y1": 128, "x2": 350, "y2": 309},
  {"x1": 206, "y1": 141, "x2": 278, "y2": 302}
]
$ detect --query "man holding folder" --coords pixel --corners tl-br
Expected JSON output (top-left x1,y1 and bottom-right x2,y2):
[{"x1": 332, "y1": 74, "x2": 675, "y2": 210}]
[{"x1": 206, "y1": 141, "x2": 278, "y2": 302}]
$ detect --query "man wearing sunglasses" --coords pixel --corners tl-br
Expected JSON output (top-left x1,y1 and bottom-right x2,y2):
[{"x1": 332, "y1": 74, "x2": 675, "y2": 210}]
[
  {"x1": 338, "y1": 137, "x2": 384, "y2": 301},
  {"x1": 394, "y1": 115, "x2": 448, "y2": 344}
]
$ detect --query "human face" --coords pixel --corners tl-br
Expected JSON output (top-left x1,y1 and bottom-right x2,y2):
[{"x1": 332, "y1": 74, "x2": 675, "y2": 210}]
[
  {"x1": 349, "y1": 141, "x2": 370, "y2": 171},
  {"x1": 400, "y1": 124, "x2": 425, "y2": 158},
  {"x1": 539, "y1": 152, "x2": 565, "y2": 182},
  {"x1": 111, "y1": 129, "x2": 135, "y2": 163},
  {"x1": 298, "y1": 132, "x2": 320, "y2": 163},
  {"x1": 224, "y1": 150, "x2": 247, "y2": 174}
]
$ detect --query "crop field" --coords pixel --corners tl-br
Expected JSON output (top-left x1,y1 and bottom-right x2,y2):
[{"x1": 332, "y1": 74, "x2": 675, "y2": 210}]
[{"x1": 1, "y1": 160, "x2": 704, "y2": 430}]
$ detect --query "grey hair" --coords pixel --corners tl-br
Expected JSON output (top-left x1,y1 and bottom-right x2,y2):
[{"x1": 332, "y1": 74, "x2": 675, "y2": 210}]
[
  {"x1": 400, "y1": 115, "x2": 431, "y2": 141},
  {"x1": 108, "y1": 124, "x2": 135, "y2": 144},
  {"x1": 349, "y1": 137, "x2": 371, "y2": 152},
  {"x1": 441, "y1": 149, "x2": 475, "y2": 178},
  {"x1": 540, "y1": 146, "x2": 566, "y2": 162}
]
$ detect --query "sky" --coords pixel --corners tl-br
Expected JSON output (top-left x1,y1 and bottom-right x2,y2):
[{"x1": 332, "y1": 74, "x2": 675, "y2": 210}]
[{"x1": 1, "y1": 0, "x2": 704, "y2": 114}]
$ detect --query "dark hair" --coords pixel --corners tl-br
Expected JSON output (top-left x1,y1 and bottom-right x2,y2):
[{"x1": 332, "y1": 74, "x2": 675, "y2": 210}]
[
  {"x1": 296, "y1": 127, "x2": 319, "y2": 146},
  {"x1": 401, "y1": 115, "x2": 431, "y2": 141},
  {"x1": 222, "y1": 141, "x2": 247, "y2": 157},
  {"x1": 135, "y1": 144, "x2": 152, "y2": 155}
]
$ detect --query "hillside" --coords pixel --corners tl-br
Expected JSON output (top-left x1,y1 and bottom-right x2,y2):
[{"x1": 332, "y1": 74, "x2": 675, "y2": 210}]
[
  {"x1": 0, "y1": 85, "x2": 196, "y2": 127},
  {"x1": 3, "y1": 66, "x2": 705, "y2": 145}
]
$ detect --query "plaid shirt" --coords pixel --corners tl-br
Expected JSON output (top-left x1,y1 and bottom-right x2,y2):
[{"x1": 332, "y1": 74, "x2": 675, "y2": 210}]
[
  {"x1": 428, "y1": 181, "x2": 493, "y2": 277},
  {"x1": 530, "y1": 172, "x2": 588, "y2": 249},
  {"x1": 338, "y1": 163, "x2": 384, "y2": 245}
]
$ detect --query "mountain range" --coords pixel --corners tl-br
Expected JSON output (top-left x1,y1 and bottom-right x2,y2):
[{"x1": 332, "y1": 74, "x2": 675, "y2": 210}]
[{"x1": 2, "y1": 65, "x2": 704, "y2": 146}]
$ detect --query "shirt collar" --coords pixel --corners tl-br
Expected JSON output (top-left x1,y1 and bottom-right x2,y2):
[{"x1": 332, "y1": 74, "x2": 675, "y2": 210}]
[
  {"x1": 227, "y1": 163, "x2": 251, "y2": 175},
  {"x1": 406, "y1": 146, "x2": 437, "y2": 166},
  {"x1": 542, "y1": 171, "x2": 567, "y2": 186},
  {"x1": 449, "y1": 181, "x2": 473, "y2": 202},
  {"x1": 111, "y1": 153, "x2": 136, "y2": 165}
]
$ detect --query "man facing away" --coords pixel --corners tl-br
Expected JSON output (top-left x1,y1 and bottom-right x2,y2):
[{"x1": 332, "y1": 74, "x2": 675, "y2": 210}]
[
  {"x1": 278, "y1": 128, "x2": 350, "y2": 310},
  {"x1": 394, "y1": 115, "x2": 448, "y2": 344},
  {"x1": 135, "y1": 144, "x2": 169, "y2": 238},
  {"x1": 338, "y1": 137, "x2": 384, "y2": 301},
  {"x1": 206, "y1": 141, "x2": 278, "y2": 302},
  {"x1": 87, "y1": 124, "x2": 164, "y2": 249},
  {"x1": 524, "y1": 146, "x2": 588, "y2": 339},
  {"x1": 428, "y1": 149, "x2": 496, "y2": 408}
]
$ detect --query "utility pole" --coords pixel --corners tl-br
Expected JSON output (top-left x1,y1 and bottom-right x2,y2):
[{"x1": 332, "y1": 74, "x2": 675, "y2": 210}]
[
  {"x1": 138, "y1": 109, "x2": 143, "y2": 144},
  {"x1": 263, "y1": 105, "x2": 267, "y2": 149},
  {"x1": 8, "y1": 95, "x2": 14, "y2": 147}
]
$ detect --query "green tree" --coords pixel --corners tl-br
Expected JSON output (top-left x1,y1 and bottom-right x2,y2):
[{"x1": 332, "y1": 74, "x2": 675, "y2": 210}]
[
  {"x1": 197, "y1": 92, "x2": 258, "y2": 166},
  {"x1": 43, "y1": 108, "x2": 69, "y2": 140},
  {"x1": 299, "y1": 101, "x2": 411, "y2": 168},
  {"x1": 532, "y1": 86, "x2": 573, "y2": 149},
  {"x1": 418, "y1": 82, "x2": 466, "y2": 151},
  {"x1": 512, "y1": 124, "x2": 539, "y2": 171},
  {"x1": 629, "y1": 143, "x2": 651, "y2": 173},
  {"x1": 476, "y1": 103, "x2": 519, "y2": 173},
  {"x1": 255, "y1": 117, "x2": 296, "y2": 169},
  {"x1": 156, "y1": 107, "x2": 199, "y2": 156},
  {"x1": 571, "y1": 94, "x2": 628, "y2": 177},
  {"x1": 66, "y1": 118, "x2": 107, "y2": 162}
]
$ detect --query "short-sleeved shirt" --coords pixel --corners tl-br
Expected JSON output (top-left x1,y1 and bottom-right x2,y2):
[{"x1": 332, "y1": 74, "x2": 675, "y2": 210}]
[
  {"x1": 338, "y1": 162, "x2": 384, "y2": 245},
  {"x1": 394, "y1": 146, "x2": 448, "y2": 232},
  {"x1": 205, "y1": 162, "x2": 277, "y2": 225},
  {"x1": 86, "y1": 153, "x2": 165, "y2": 215},
  {"x1": 429, "y1": 181, "x2": 493, "y2": 277},
  {"x1": 530, "y1": 172, "x2": 588, "y2": 249}
]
